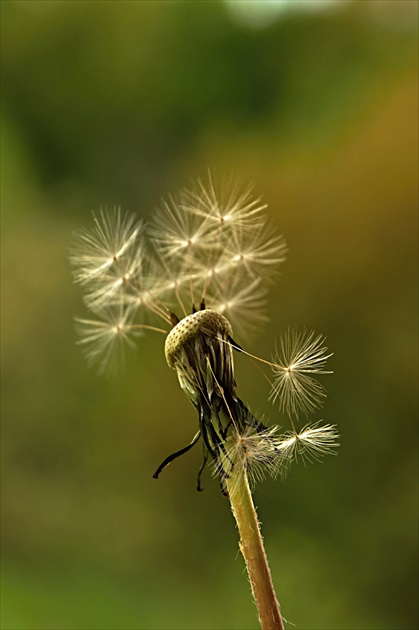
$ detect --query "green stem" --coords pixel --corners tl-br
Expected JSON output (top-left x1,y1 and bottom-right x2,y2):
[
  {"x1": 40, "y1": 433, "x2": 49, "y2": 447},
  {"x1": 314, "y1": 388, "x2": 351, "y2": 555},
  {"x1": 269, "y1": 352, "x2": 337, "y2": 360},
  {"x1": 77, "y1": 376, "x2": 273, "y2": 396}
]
[{"x1": 227, "y1": 469, "x2": 284, "y2": 630}]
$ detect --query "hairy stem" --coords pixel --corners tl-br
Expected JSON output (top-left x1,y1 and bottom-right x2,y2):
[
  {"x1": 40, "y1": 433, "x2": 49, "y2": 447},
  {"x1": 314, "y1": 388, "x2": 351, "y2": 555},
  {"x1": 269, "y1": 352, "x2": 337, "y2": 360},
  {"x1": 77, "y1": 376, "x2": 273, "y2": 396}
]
[{"x1": 227, "y1": 470, "x2": 284, "y2": 630}]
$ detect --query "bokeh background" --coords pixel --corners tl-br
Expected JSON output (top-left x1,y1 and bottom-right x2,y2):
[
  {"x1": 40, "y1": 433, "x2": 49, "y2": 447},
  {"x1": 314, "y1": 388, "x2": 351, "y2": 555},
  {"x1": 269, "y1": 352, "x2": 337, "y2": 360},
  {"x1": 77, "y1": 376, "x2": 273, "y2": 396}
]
[{"x1": 1, "y1": 1, "x2": 418, "y2": 629}]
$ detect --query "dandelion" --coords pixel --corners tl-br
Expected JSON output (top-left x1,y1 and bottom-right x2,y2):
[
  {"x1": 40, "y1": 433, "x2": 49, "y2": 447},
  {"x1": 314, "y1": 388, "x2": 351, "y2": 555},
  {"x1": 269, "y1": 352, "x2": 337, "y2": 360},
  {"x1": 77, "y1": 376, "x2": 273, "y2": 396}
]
[{"x1": 70, "y1": 176, "x2": 339, "y2": 630}]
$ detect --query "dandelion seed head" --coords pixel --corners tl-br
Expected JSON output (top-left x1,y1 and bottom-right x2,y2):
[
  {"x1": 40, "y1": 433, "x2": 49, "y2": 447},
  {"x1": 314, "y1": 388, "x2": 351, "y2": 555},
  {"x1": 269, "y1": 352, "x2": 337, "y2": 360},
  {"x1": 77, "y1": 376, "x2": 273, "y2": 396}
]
[
  {"x1": 70, "y1": 176, "x2": 338, "y2": 489},
  {"x1": 164, "y1": 309, "x2": 233, "y2": 369}
]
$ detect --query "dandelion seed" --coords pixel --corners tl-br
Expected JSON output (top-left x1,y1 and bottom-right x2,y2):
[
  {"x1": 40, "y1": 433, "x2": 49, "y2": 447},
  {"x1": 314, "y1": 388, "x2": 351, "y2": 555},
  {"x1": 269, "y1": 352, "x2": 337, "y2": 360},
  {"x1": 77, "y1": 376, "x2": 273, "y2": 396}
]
[
  {"x1": 270, "y1": 327, "x2": 333, "y2": 416},
  {"x1": 182, "y1": 176, "x2": 268, "y2": 232},
  {"x1": 75, "y1": 304, "x2": 142, "y2": 374},
  {"x1": 70, "y1": 208, "x2": 144, "y2": 286},
  {"x1": 208, "y1": 276, "x2": 269, "y2": 338},
  {"x1": 224, "y1": 220, "x2": 288, "y2": 282},
  {"x1": 276, "y1": 422, "x2": 340, "y2": 477},
  {"x1": 149, "y1": 195, "x2": 213, "y2": 260}
]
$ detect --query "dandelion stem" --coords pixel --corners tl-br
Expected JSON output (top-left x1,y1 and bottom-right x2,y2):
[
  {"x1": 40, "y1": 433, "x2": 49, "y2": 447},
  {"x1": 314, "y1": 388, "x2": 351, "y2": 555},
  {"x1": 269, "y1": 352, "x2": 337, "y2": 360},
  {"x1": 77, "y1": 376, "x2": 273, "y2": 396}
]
[{"x1": 227, "y1": 469, "x2": 284, "y2": 630}]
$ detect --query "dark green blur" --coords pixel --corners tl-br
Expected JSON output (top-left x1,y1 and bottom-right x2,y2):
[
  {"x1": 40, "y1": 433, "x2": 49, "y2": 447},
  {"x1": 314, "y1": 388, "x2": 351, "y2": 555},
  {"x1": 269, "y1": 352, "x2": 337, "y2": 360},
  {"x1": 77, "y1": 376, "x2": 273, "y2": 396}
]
[{"x1": 1, "y1": 1, "x2": 417, "y2": 629}]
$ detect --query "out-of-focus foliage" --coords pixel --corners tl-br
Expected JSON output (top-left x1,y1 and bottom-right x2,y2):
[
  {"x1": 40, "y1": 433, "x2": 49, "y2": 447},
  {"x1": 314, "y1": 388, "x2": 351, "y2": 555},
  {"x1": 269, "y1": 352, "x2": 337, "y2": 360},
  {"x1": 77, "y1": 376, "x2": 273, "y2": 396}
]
[{"x1": 1, "y1": 1, "x2": 417, "y2": 629}]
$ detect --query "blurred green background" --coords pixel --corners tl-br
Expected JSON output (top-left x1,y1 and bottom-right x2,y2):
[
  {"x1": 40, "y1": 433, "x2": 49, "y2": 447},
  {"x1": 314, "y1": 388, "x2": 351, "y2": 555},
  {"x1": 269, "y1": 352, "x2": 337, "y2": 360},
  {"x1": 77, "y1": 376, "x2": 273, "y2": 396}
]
[{"x1": 1, "y1": 1, "x2": 418, "y2": 629}]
